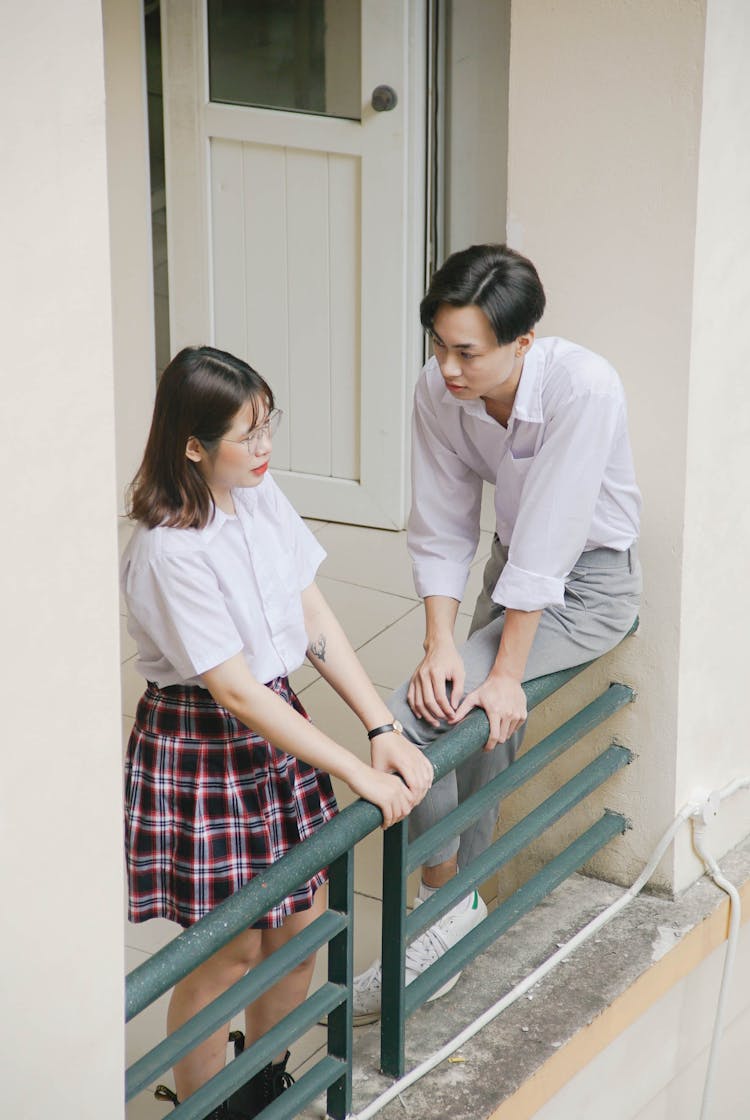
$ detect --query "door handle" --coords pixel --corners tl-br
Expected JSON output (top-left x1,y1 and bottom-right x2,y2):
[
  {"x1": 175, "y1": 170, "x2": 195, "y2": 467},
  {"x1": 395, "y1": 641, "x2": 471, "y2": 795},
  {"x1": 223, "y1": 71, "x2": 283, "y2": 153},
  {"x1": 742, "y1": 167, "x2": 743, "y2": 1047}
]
[{"x1": 371, "y1": 85, "x2": 398, "y2": 112}]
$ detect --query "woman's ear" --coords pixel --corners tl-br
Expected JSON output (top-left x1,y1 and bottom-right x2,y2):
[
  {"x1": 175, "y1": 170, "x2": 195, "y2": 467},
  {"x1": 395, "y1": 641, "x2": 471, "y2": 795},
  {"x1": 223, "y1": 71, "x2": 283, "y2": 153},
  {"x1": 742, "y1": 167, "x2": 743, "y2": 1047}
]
[{"x1": 185, "y1": 436, "x2": 203, "y2": 463}]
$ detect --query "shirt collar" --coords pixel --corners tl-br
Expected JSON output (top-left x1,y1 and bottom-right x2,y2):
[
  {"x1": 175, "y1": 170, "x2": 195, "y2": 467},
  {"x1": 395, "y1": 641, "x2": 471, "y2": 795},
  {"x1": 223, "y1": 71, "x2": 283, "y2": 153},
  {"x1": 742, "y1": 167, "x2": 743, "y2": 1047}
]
[
  {"x1": 193, "y1": 485, "x2": 259, "y2": 544},
  {"x1": 509, "y1": 340, "x2": 545, "y2": 425},
  {"x1": 437, "y1": 341, "x2": 546, "y2": 426}
]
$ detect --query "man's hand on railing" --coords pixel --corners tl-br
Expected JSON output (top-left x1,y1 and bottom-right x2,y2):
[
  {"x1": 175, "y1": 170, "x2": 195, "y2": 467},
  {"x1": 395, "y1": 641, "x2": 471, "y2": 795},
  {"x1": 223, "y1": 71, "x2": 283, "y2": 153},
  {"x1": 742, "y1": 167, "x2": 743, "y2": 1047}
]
[
  {"x1": 450, "y1": 669, "x2": 528, "y2": 751},
  {"x1": 370, "y1": 731, "x2": 434, "y2": 802},
  {"x1": 407, "y1": 636, "x2": 466, "y2": 726}
]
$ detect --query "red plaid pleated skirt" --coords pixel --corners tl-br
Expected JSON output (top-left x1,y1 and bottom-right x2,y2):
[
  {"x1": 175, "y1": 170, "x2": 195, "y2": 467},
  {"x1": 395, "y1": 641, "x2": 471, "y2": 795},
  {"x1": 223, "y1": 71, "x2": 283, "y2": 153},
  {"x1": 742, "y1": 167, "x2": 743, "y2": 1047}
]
[{"x1": 124, "y1": 677, "x2": 337, "y2": 929}]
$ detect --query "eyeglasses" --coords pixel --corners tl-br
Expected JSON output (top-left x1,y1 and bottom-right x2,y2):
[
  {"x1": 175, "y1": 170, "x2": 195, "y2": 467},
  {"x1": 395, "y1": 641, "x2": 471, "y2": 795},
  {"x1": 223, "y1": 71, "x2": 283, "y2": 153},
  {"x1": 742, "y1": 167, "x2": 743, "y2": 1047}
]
[{"x1": 219, "y1": 409, "x2": 283, "y2": 453}]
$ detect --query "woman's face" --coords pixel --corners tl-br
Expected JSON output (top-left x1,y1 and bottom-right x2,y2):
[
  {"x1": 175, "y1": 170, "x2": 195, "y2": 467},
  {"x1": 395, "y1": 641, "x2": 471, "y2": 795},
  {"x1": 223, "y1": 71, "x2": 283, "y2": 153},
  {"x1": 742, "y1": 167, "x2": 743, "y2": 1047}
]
[
  {"x1": 188, "y1": 397, "x2": 274, "y2": 500},
  {"x1": 429, "y1": 304, "x2": 532, "y2": 403}
]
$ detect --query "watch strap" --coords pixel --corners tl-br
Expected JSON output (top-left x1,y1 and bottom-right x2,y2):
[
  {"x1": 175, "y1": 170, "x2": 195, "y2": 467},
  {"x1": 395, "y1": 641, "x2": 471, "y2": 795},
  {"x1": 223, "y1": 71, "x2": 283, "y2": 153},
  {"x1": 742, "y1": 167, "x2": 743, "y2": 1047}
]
[{"x1": 367, "y1": 720, "x2": 403, "y2": 741}]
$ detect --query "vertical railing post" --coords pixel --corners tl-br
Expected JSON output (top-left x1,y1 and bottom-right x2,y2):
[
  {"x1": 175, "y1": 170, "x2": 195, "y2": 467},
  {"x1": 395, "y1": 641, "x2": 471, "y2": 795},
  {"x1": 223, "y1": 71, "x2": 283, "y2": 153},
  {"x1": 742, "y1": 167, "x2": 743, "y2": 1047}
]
[
  {"x1": 326, "y1": 849, "x2": 354, "y2": 1119},
  {"x1": 380, "y1": 818, "x2": 409, "y2": 1077}
]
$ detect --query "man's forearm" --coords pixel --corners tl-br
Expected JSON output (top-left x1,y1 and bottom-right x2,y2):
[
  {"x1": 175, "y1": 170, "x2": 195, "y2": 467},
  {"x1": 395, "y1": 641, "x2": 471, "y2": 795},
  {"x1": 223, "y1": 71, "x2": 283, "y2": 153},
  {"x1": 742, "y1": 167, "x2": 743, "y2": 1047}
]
[
  {"x1": 423, "y1": 594, "x2": 461, "y2": 648},
  {"x1": 490, "y1": 608, "x2": 542, "y2": 681}
]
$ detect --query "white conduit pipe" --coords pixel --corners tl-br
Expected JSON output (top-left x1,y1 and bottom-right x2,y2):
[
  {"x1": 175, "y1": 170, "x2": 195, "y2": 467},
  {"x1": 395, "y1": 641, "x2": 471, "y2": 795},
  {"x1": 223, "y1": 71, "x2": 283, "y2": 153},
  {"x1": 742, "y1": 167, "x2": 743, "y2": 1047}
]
[
  {"x1": 349, "y1": 781, "x2": 749, "y2": 1120},
  {"x1": 691, "y1": 777, "x2": 750, "y2": 1120}
]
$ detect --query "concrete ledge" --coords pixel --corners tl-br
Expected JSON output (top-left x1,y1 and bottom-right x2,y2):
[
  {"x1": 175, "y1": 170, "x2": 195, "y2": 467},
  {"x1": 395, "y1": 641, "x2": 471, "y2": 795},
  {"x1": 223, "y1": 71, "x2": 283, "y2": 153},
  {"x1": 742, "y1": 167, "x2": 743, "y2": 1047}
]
[{"x1": 301, "y1": 833, "x2": 750, "y2": 1119}]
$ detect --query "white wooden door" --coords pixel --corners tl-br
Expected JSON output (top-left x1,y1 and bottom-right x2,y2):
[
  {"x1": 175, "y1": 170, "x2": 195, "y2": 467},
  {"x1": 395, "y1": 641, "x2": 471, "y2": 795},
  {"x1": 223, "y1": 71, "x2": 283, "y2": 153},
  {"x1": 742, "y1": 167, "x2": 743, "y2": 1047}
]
[{"x1": 161, "y1": 0, "x2": 426, "y2": 528}]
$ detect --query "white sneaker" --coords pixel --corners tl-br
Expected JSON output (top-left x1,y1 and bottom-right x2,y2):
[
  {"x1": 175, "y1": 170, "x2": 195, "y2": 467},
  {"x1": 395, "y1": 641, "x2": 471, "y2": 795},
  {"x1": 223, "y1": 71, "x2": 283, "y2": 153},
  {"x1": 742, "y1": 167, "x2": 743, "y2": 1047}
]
[{"x1": 352, "y1": 890, "x2": 488, "y2": 1025}]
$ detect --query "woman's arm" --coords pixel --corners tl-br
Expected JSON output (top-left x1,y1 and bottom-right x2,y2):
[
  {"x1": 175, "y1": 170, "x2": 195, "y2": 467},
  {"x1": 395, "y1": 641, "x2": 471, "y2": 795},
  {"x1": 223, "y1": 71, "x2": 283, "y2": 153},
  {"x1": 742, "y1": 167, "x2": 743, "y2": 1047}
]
[
  {"x1": 300, "y1": 582, "x2": 434, "y2": 797},
  {"x1": 450, "y1": 608, "x2": 542, "y2": 751},
  {"x1": 202, "y1": 653, "x2": 417, "y2": 828}
]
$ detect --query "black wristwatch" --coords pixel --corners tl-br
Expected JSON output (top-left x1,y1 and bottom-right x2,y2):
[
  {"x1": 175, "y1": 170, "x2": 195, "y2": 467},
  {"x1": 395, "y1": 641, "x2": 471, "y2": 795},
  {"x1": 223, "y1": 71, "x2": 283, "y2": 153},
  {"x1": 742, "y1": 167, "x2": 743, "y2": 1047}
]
[{"x1": 367, "y1": 719, "x2": 403, "y2": 741}]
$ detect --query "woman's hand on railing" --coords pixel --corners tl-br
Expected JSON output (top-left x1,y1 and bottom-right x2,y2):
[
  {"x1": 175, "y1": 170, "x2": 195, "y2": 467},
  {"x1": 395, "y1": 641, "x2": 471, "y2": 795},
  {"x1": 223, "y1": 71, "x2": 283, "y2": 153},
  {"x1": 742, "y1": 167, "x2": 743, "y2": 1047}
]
[
  {"x1": 449, "y1": 670, "x2": 528, "y2": 751},
  {"x1": 407, "y1": 637, "x2": 466, "y2": 726},
  {"x1": 370, "y1": 732, "x2": 434, "y2": 803},
  {"x1": 348, "y1": 762, "x2": 418, "y2": 829}
]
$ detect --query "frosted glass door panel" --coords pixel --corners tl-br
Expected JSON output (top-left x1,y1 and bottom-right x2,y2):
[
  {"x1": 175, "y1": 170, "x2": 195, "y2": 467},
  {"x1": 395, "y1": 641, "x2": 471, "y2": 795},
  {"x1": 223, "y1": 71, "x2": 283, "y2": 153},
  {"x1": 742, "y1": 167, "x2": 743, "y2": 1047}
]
[
  {"x1": 207, "y1": 0, "x2": 361, "y2": 120},
  {"x1": 210, "y1": 139, "x2": 360, "y2": 480}
]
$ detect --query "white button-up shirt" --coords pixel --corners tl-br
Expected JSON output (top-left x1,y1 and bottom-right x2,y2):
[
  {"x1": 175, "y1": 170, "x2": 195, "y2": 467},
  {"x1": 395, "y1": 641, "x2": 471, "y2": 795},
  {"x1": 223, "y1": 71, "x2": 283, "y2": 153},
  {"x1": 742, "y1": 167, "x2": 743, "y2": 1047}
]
[
  {"x1": 409, "y1": 337, "x2": 642, "y2": 612},
  {"x1": 121, "y1": 473, "x2": 325, "y2": 687}
]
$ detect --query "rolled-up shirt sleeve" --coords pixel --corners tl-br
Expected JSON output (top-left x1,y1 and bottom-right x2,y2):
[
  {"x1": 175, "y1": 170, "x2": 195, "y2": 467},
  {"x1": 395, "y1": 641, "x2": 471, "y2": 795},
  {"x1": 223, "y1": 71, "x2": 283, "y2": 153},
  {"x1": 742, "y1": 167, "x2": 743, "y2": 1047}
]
[
  {"x1": 408, "y1": 376, "x2": 483, "y2": 601},
  {"x1": 494, "y1": 389, "x2": 625, "y2": 611}
]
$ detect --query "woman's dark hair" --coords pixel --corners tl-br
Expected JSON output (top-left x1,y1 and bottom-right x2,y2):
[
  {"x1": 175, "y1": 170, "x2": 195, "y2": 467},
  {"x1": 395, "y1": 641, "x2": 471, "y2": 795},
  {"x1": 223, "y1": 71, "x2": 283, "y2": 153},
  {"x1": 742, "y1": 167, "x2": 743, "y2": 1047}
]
[
  {"x1": 420, "y1": 244, "x2": 546, "y2": 345},
  {"x1": 128, "y1": 346, "x2": 274, "y2": 529}
]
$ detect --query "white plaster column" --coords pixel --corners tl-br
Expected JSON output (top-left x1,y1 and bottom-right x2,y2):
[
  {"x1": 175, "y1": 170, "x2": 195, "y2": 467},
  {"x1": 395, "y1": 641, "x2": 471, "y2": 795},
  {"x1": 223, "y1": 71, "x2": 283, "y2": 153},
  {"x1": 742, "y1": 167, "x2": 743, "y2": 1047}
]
[
  {"x1": 0, "y1": 2, "x2": 124, "y2": 1116},
  {"x1": 676, "y1": 0, "x2": 750, "y2": 885}
]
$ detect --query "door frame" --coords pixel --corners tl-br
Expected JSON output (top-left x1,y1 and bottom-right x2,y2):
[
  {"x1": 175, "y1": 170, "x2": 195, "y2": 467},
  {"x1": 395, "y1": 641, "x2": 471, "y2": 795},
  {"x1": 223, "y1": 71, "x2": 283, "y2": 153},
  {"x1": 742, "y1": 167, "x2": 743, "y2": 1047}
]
[{"x1": 161, "y1": 0, "x2": 428, "y2": 528}]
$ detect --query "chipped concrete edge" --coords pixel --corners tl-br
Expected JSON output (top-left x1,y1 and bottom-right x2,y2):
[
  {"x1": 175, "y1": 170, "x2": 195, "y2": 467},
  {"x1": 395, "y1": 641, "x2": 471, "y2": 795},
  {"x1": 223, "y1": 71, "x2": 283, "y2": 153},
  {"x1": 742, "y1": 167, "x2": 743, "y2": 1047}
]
[{"x1": 487, "y1": 875, "x2": 750, "y2": 1120}]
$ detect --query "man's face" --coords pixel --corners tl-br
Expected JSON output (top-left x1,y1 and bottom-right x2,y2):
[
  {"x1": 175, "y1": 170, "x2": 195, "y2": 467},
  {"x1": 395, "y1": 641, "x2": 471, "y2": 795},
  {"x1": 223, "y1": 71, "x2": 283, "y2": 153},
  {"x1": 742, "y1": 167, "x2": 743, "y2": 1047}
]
[{"x1": 429, "y1": 304, "x2": 530, "y2": 403}]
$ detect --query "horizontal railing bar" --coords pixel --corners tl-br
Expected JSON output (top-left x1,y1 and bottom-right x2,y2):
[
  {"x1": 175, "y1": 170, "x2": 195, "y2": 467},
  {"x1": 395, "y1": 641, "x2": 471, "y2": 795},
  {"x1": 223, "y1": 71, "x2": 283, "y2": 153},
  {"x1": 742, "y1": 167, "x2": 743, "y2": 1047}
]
[
  {"x1": 407, "y1": 684, "x2": 634, "y2": 872},
  {"x1": 258, "y1": 1055, "x2": 348, "y2": 1120},
  {"x1": 421, "y1": 673, "x2": 634, "y2": 794},
  {"x1": 405, "y1": 811, "x2": 628, "y2": 1016},
  {"x1": 407, "y1": 745, "x2": 632, "y2": 940},
  {"x1": 155, "y1": 983, "x2": 345, "y2": 1120},
  {"x1": 126, "y1": 798, "x2": 381, "y2": 1021},
  {"x1": 126, "y1": 910, "x2": 346, "y2": 1098}
]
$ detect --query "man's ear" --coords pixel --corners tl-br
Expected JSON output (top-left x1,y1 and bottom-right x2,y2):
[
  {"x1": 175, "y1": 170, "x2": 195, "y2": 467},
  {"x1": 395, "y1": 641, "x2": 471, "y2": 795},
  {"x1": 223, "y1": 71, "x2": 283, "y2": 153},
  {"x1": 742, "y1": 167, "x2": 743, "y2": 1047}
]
[
  {"x1": 515, "y1": 330, "x2": 535, "y2": 357},
  {"x1": 185, "y1": 436, "x2": 203, "y2": 463}
]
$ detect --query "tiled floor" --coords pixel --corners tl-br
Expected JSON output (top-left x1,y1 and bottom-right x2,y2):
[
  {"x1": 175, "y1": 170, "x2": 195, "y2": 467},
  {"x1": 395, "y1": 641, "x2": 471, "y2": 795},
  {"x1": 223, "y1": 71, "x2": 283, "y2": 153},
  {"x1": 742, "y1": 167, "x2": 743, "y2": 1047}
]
[{"x1": 122, "y1": 493, "x2": 495, "y2": 1118}]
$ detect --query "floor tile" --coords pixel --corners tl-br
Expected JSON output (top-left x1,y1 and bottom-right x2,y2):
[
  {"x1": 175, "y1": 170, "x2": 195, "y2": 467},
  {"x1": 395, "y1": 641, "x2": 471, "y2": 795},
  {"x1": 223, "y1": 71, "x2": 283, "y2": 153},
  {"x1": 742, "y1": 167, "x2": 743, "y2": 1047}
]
[
  {"x1": 122, "y1": 656, "x2": 145, "y2": 720},
  {"x1": 314, "y1": 524, "x2": 416, "y2": 598},
  {"x1": 316, "y1": 576, "x2": 417, "y2": 651},
  {"x1": 300, "y1": 678, "x2": 390, "y2": 775},
  {"x1": 356, "y1": 607, "x2": 471, "y2": 692},
  {"x1": 289, "y1": 662, "x2": 321, "y2": 694},
  {"x1": 120, "y1": 613, "x2": 138, "y2": 663},
  {"x1": 123, "y1": 715, "x2": 134, "y2": 755},
  {"x1": 303, "y1": 518, "x2": 329, "y2": 535},
  {"x1": 480, "y1": 481, "x2": 496, "y2": 533},
  {"x1": 126, "y1": 916, "x2": 182, "y2": 957},
  {"x1": 459, "y1": 552, "x2": 490, "y2": 618}
]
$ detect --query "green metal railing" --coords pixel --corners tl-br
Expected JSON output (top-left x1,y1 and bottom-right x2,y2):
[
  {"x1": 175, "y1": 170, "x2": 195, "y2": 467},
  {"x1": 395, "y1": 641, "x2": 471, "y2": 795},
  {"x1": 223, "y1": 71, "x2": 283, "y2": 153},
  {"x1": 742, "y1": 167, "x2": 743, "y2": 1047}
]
[
  {"x1": 126, "y1": 635, "x2": 636, "y2": 1116},
  {"x1": 379, "y1": 661, "x2": 636, "y2": 1076},
  {"x1": 126, "y1": 802, "x2": 372, "y2": 1119}
]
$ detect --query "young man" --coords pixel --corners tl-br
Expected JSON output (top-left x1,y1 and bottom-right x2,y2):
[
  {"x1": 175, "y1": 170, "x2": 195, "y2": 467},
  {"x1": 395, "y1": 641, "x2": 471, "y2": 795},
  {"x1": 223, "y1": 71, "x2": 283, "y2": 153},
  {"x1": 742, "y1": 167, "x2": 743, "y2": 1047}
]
[{"x1": 353, "y1": 244, "x2": 642, "y2": 1022}]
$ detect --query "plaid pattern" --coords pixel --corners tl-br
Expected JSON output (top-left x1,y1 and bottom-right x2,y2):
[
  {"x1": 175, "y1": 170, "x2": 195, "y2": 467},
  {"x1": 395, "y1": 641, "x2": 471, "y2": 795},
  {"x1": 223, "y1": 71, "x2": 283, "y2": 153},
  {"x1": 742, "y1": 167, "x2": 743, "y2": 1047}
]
[{"x1": 124, "y1": 677, "x2": 337, "y2": 929}]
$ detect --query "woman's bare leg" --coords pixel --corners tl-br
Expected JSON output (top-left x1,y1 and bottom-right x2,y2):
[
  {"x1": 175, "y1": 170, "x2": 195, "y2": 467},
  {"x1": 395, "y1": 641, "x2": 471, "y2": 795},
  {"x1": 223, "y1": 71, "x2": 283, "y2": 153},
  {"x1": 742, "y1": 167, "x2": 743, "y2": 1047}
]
[
  {"x1": 167, "y1": 927, "x2": 263, "y2": 1099},
  {"x1": 244, "y1": 887, "x2": 327, "y2": 1063}
]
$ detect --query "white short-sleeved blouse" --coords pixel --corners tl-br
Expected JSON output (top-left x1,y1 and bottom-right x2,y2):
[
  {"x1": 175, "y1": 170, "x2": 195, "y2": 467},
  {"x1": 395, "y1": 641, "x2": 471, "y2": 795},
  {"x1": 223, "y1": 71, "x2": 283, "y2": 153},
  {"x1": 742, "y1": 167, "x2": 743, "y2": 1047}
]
[{"x1": 120, "y1": 473, "x2": 325, "y2": 687}]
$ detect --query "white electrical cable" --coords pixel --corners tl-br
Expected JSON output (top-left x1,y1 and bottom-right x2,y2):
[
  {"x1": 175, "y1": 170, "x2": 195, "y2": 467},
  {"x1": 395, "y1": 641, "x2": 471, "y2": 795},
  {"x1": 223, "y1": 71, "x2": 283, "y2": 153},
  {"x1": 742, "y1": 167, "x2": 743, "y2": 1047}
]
[
  {"x1": 348, "y1": 782, "x2": 749, "y2": 1120},
  {"x1": 690, "y1": 778, "x2": 749, "y2": 1120}
]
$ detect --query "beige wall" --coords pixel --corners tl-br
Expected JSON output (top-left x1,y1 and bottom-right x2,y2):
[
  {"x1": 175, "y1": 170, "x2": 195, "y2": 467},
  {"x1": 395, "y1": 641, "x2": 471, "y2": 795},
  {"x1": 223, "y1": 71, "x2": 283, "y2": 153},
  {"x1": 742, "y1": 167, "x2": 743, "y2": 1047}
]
[
  {"x1": 444, "y1": 0, "x2": 511, "y2": 253},
  {"x1": 499, "y1": 0, "x2": 721, "y2": 895},
  {"x1": 0, "y1": 2, "x2": 124, "y2": 1117}
]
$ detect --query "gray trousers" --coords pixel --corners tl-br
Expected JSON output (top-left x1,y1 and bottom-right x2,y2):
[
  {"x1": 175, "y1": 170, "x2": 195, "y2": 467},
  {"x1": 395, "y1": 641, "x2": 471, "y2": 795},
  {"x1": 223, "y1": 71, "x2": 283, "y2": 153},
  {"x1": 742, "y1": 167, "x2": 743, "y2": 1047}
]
[{"x1": 389, "y1": 537, "x2": 642, "y2": 871}]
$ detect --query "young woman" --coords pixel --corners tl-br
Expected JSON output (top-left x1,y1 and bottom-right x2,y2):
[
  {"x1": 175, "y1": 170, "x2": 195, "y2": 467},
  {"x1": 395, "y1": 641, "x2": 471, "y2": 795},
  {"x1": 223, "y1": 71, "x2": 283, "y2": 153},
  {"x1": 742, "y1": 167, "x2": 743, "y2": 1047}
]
[
  {"x1": 353, "y1": 243, "x2": 642, "y2": 1022},
  {"x1": 122, "y1": 346, "x2": 433, "y2": 1119}
]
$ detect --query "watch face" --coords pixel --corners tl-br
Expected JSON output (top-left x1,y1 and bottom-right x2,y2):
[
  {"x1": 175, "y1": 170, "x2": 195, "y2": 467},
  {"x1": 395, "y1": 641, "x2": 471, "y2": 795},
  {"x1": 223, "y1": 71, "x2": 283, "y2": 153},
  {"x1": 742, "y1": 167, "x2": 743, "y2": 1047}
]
[{"x1": 393, "y1": 719, "x2": 403, "y2": 734}]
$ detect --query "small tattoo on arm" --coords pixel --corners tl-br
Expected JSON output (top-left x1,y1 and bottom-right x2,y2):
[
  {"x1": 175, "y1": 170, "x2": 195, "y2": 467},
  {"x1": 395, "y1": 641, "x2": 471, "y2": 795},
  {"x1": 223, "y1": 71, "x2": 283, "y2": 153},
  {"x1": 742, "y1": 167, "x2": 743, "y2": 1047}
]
[{"x1": 308, "y1": 634, "x2": 327, "y2": 663}]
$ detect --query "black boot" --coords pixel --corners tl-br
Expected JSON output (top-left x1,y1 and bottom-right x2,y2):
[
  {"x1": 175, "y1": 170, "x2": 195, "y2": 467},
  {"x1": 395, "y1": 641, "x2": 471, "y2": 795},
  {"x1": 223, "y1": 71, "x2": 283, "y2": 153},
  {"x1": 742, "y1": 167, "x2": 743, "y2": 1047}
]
[
  {"x1": 225, "y1": 1032, "x2": 295, "y2": 1120},
  {"x1": 154, "y1": 1083, "x2": 228, "y2": 1119}
]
